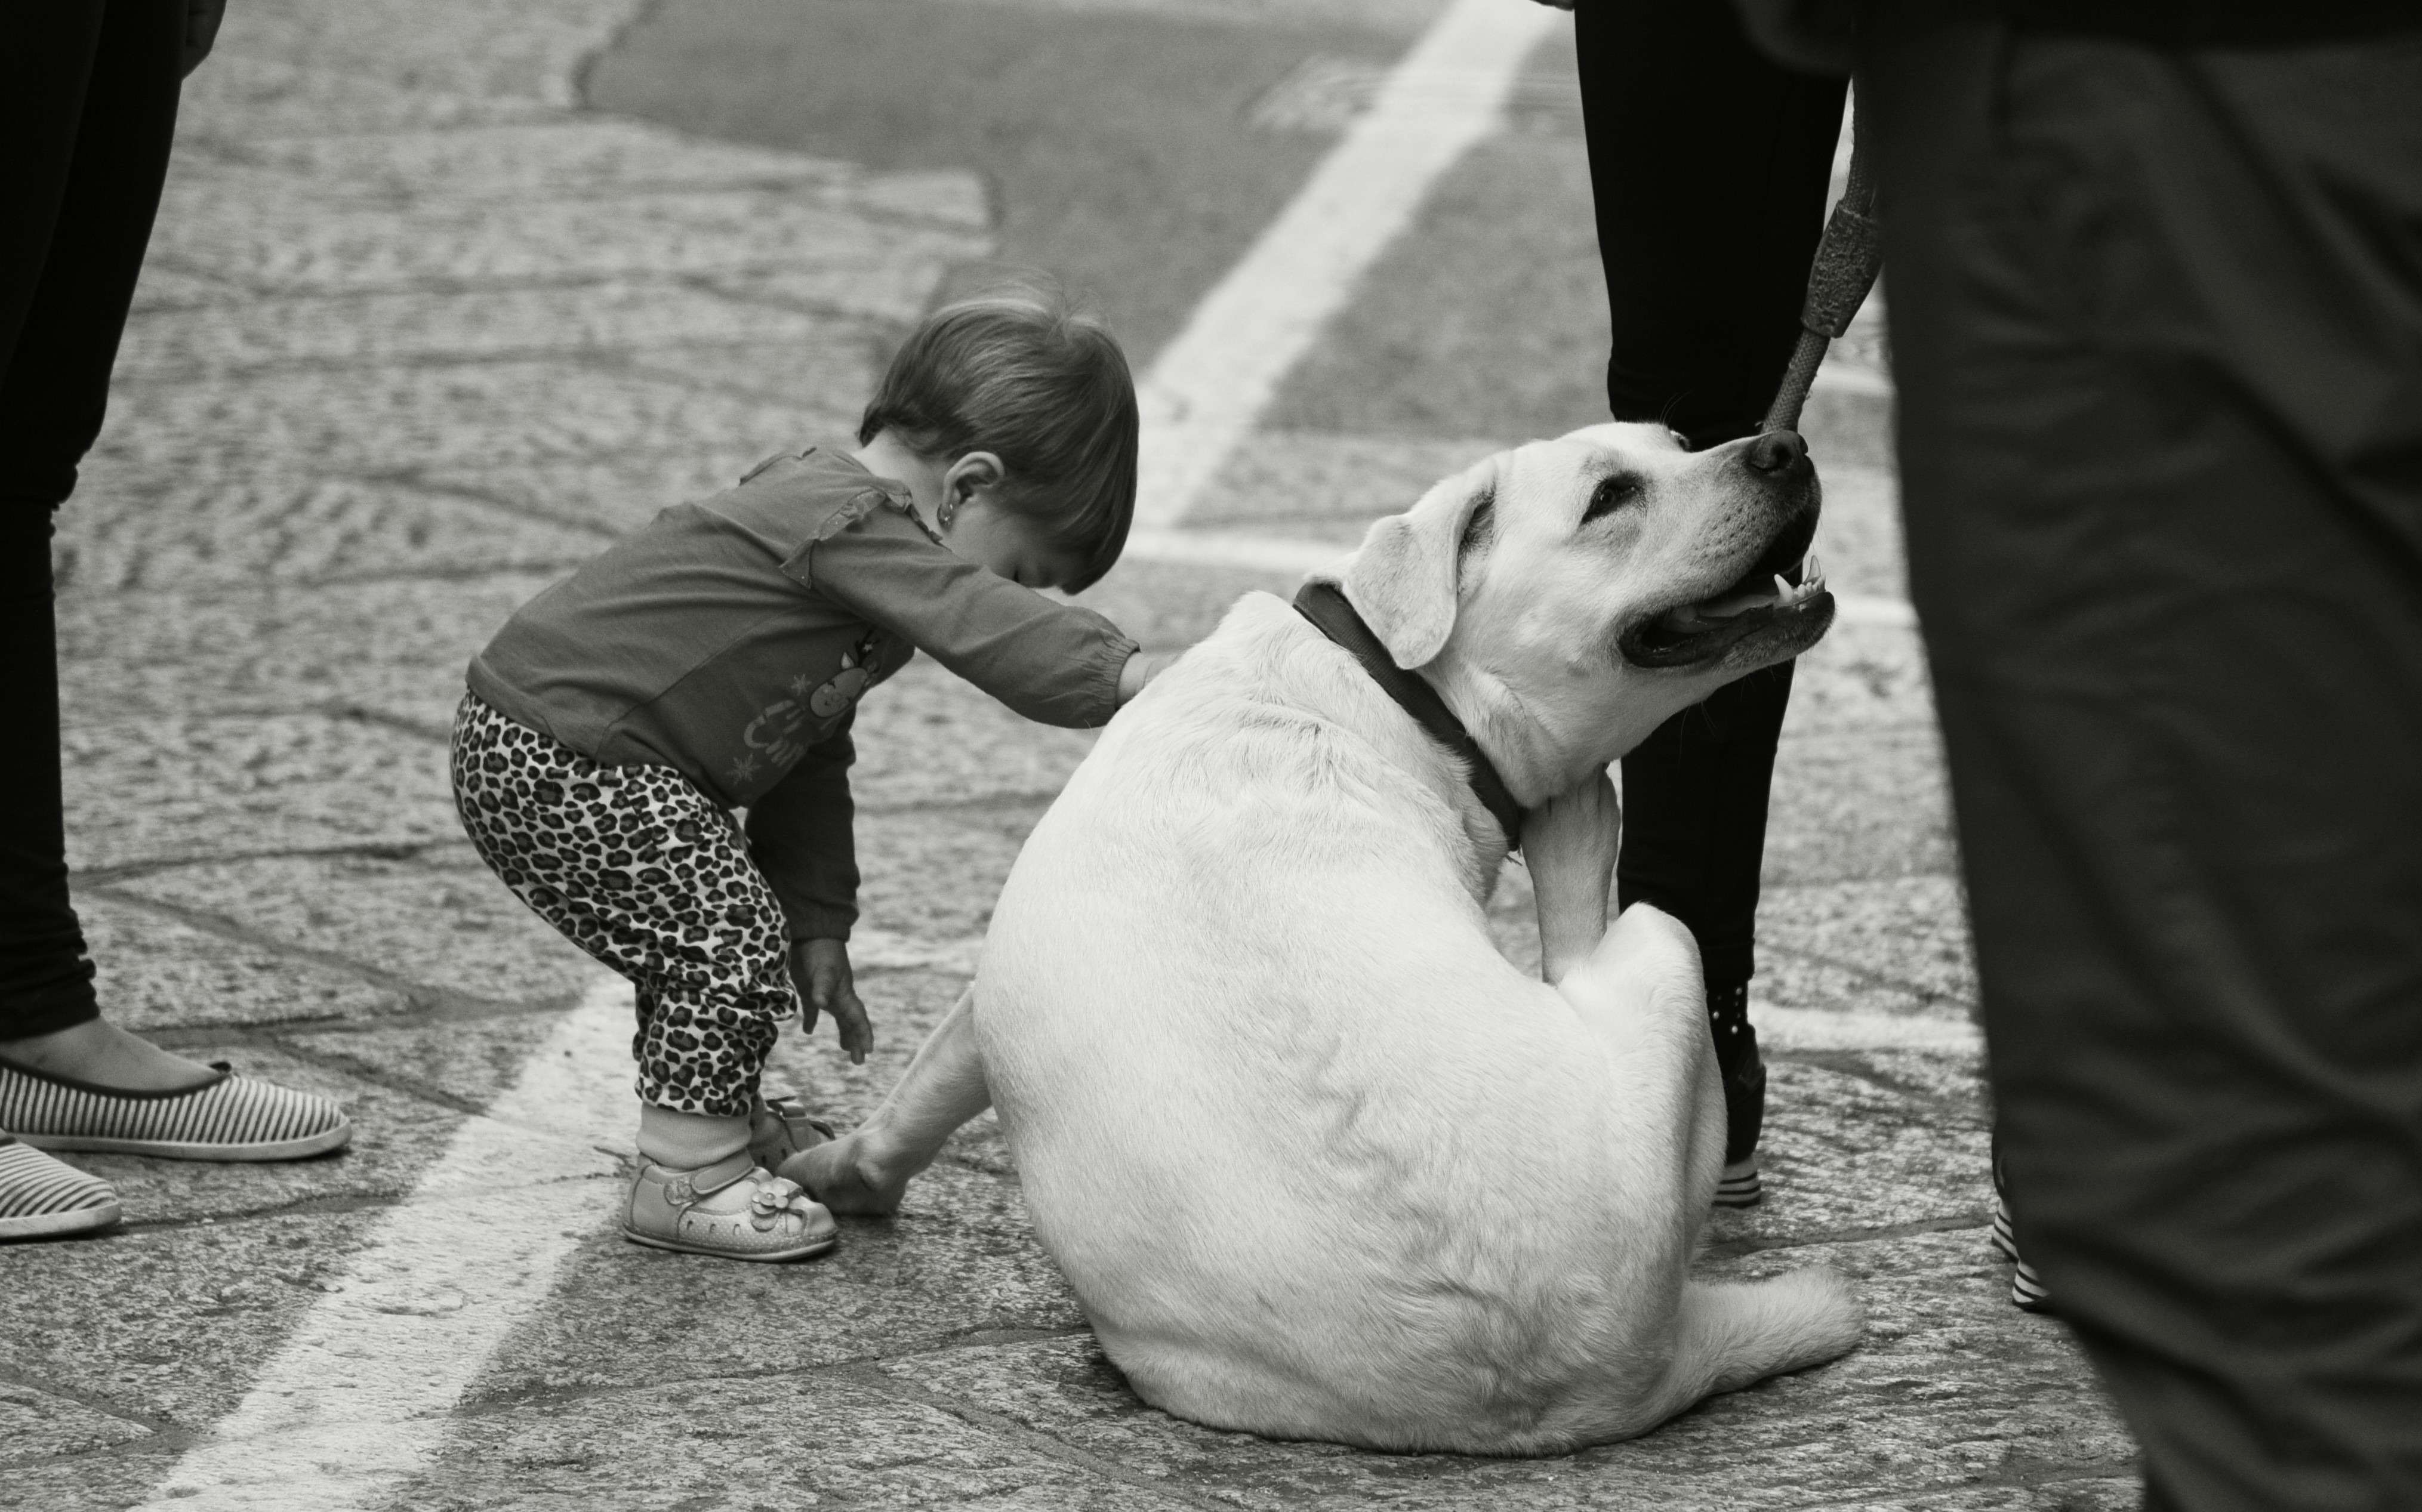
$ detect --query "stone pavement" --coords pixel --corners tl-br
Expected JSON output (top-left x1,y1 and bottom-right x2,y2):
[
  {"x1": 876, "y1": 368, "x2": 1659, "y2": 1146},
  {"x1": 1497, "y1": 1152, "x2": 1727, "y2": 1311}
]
[{"x1": 2, "y1": 0, "x2": 2137, "y2": 1506}]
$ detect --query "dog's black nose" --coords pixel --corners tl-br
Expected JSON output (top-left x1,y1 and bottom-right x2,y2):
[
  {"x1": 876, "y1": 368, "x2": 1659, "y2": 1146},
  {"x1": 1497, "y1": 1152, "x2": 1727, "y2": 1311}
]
[{"x1": 1744, "y1": 428, "x2": 1809, "y2": 474}]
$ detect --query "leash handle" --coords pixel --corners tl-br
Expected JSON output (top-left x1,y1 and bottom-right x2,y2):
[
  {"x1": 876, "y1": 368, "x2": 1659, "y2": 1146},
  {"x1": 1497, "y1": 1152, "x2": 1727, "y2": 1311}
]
[{"x1": 1762, "y1": 91, "x2": 1883, "y2": 436}]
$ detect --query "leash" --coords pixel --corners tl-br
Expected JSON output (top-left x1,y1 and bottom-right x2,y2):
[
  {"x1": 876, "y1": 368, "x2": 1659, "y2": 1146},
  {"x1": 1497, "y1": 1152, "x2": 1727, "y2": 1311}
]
[
  {"x1": 1293, "y1": 581, "x2": 1528, "y2": 850},
  {"x1": 1760, "y1": 97, "x2": 1883, "y2": 436}
]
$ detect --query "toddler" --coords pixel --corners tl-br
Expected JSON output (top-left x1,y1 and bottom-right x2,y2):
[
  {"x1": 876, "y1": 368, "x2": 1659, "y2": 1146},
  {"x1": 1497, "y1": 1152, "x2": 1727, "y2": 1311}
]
[{"x1": 450, "y1": 293, "x2": 1161, "y2": 1261}]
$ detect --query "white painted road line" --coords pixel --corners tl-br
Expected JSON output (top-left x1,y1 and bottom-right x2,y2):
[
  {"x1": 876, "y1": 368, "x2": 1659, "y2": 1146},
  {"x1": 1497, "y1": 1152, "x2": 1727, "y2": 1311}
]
[
  {"x1": 1836, "y1": 593, "x2": 1918, "y2": 628},
  {"x1": 1123, "y1": 526, "x2": 1348, "y2": 576},
  {"x1": 1755, "y1": 1004, "x2": 1982, "y2": 1054},
  {"x1": 848, "y1": 927, "x2": 985, "y2": 976},
  {"x1": 1814, "y1": 356, "x2": 1894, "y2": 399},
  {"x1": 1132, "y1": 0, "x2": 1561, "y2": 530},
  {"x1": 1123, "y1": 526, "x2": 1920, "y2": 628},
  {"x1": 830, "y1": 930, "x2": 1980, "y2": 1056},
  {"x1": 136, "y1": 978, "x2": 639, "y2": 1512}
]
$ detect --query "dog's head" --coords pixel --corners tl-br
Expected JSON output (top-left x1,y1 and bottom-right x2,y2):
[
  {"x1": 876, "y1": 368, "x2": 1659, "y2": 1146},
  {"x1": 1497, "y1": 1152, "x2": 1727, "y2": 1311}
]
[{"x1": 1334, "y1": 421, "x2": 1833, "y2": 804}]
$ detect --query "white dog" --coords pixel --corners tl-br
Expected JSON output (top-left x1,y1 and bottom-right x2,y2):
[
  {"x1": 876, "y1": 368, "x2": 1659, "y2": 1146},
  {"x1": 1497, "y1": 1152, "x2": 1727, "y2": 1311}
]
[{"x1": 791, "y1": 421, "x2": 1862, "y2": 1453}]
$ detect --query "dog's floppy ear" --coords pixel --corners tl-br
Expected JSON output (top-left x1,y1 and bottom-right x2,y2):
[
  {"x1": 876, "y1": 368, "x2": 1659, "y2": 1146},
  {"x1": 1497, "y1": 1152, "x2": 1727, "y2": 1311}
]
[{"x1": 1341, "y1": 453, "x2": 1502, "y2": 669}]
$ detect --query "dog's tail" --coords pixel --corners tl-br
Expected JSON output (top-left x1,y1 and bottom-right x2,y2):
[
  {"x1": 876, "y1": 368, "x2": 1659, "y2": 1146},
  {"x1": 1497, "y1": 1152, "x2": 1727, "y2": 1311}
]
[{"x1": 1641, "y1": 1269, "x2": 1862, "y2": 1425}]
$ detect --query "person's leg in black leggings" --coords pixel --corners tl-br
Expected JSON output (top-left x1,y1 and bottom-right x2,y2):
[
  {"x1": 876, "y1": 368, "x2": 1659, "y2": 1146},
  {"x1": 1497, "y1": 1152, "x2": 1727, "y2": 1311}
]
[
  {"x1": 0, "y1": 0, "x2": 193, "y2": 1065},
  {"x1": 0, "y1": 5, "x2": 348, "y2": 1205},
  {"x1": 1573, "y1": 0, "x2": 1846, "y2": 1199}
]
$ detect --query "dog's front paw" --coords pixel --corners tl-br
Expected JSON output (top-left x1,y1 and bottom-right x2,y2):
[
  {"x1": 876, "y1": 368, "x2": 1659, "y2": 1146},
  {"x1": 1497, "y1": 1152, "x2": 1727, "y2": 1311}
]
[{"x1": 779, "y1": 1131, "x2": 908, "y2": 1215}]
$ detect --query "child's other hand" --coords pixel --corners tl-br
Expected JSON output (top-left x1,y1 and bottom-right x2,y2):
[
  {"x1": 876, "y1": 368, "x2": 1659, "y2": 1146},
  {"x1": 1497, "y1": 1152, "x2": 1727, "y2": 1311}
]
[
  {"x1": 791, "y1": 937, "x2": 873, "y2": 1064},
  {"x1": 1116, "y1": 650, "x2": 1181, "y2": 704}
]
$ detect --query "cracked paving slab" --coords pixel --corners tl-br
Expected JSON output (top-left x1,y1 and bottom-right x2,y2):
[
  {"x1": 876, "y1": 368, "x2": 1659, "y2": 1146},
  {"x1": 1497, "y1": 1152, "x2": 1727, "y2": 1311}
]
[
  {"x1": 78, "y1": 892, "x2": 408, "y2": 1032},
  {"x1": 57, "y1": 573, "x2": 560, "y2": 734},
  {"x1": 53, "y1": 471, "x2": 605, "y2": 595},
  {"x1": 60, "y1": 713, "x2": 463, "y2": 875},
  {"x1": 100, "y1": 850, "x2": 606, "y2": 1008}
]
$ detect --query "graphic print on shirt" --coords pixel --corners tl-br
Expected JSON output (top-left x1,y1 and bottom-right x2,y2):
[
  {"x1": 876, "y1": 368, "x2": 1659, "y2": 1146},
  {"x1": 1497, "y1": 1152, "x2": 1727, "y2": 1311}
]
[
  {"x1": 728, "y1": 628, "x2": 889, "y2": 789},
  {"x1": 808, "y1": 646, "x2": 874, "y2": 718}
]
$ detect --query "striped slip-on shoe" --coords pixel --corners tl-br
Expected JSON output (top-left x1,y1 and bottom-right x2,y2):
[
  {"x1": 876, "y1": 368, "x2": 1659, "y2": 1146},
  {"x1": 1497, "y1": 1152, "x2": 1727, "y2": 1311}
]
[
  {"x1": 0, "y1": 1134, "x2": 120, "y2": 1241},
  {"x1": 2010, "y1": 1254, "x2": 2054, "y2": 1313},
  {"x1": 1989, "y1": 1140, "x2": 2054, "y2": 1313},
  {"x1": 1990, "y1": 1190, "x2": 2020, "y2": 1263},
  {"x1": 0, "y1": 1057, "x2": 351, "y2": 1162}
]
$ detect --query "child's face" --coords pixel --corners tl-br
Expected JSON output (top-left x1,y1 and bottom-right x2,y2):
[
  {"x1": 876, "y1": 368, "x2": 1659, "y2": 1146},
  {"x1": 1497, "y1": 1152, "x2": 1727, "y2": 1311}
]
[{"x1": 944, "y1": 493, "x2": 1087, "y2": 591}]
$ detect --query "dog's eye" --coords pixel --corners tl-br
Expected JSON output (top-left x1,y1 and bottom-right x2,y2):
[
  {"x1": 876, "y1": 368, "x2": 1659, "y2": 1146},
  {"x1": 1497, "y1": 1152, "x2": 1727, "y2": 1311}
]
[{"x1": 1582, "y1": 473, "x2": 1643, "y2": 523}]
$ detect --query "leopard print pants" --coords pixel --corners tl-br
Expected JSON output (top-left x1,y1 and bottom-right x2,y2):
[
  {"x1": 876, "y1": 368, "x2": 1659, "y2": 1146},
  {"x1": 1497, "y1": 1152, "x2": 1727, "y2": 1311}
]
[{"x1": 450, "y1": 693, "x2": 800, "y2": 1118}]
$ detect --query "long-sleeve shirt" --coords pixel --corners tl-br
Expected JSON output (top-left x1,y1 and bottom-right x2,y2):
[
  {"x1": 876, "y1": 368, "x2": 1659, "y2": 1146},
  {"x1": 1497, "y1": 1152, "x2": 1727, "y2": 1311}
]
[{"x1": 467, "y1": 445, "x2": 1138, "y2": 940}]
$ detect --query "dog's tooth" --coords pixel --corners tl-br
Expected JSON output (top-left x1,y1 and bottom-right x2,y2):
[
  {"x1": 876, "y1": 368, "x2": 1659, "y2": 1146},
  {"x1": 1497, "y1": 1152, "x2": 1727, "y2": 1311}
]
[{"x1": 1773, "y1": 573, "x2": 1794, "y2": 603}]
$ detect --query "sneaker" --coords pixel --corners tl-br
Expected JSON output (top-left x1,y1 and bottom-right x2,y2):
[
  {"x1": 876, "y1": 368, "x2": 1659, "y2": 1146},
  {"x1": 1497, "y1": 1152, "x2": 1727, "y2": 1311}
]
[
  {"x1": 624, "y1": 1149, "x2": 837, "y2": 1263},
  {"x1": 1990, "y1": 1137, "x2": 2054, "y2": 1313},
  {"x1": 0, "y1": 1134, "x2": 119, "y2": 1241},
  {"x1": 1713, "y1": 1021, "x2": 1766, "y2": 1208},
  {"x1": 0, "y1": 1056, "x2": 351, "y2": 1162}
]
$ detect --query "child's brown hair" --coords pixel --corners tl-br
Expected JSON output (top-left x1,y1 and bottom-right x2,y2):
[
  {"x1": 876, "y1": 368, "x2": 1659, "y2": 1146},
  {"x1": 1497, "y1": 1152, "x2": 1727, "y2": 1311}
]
[{"x1": 858, "y1": 289, "x2": 1138, "y2": 593}]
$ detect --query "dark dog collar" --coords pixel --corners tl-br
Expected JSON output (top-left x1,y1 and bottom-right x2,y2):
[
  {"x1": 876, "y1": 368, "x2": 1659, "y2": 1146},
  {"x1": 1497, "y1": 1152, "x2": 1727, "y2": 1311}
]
[{"x1": 1293, "y1": 581, "x2": 1527, "y2": 850}]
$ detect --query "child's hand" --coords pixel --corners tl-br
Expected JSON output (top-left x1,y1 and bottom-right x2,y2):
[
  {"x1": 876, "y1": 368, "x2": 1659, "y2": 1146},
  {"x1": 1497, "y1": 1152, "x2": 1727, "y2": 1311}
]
[
  {"x1": 1117, "y1": 650, "x2": 1181, "y2": 704},
  {"x1": 791, "y1": 937, "x2": 873, "y2": 1064}
]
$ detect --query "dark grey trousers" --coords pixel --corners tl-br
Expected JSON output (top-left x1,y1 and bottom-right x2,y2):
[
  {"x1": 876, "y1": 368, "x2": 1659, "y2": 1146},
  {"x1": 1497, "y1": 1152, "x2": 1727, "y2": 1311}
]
[{"x1": 1865, "y1": 15, "x2": 2422, "y2": 1508}]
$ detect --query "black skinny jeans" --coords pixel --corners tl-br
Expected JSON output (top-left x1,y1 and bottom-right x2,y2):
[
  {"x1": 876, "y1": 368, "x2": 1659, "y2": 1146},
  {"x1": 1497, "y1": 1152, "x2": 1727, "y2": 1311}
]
[
  {"x1": 0, "y1": 0, "x2": 184, "y2": 1038},
  {"x1": 1576, "y1": 0, "x2": 1846, "y2": 992}
]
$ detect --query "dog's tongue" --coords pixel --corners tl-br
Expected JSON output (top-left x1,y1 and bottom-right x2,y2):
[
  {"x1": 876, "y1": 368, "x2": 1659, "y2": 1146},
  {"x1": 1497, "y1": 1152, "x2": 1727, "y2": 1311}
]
[
  {"x1": 1694, "y1": 587, "x2": 1779, "y2": 622},
  {"x1": 1674, "y1": 553, "x2": 1828, "y2": 625}
]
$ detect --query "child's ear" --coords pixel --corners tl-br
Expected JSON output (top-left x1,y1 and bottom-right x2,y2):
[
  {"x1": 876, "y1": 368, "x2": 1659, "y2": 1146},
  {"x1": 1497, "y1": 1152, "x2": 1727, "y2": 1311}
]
[{"x1": 944, "y1": 450, "x2": 1006, "y2": 504}]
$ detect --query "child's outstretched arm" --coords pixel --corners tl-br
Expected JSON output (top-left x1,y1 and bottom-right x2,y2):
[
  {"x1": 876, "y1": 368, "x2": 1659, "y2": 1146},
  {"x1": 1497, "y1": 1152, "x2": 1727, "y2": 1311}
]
[
  {"x1": 746, "y1": 717, "x2": 874, "y2": 1063},
  {"x1": 804, "y1": 502, "x2": 1142, "y2": 729}
]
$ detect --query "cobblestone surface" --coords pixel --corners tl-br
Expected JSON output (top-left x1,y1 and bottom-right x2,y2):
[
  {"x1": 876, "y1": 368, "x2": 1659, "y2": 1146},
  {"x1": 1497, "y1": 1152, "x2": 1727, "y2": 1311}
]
[{"x1": 1, "y1": 0, "x2": 2133, "y2": 1507}]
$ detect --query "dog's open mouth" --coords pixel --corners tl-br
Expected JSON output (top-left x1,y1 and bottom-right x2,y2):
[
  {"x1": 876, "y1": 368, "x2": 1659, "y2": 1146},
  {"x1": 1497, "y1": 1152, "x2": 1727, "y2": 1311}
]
[{"x1": 1616, "y1": 515, "x2": 1832, "y2": 669}]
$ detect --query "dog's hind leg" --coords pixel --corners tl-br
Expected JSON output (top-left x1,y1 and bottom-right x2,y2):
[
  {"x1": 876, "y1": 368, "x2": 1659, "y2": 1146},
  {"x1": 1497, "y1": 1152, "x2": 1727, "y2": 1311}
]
[
  {"x1": 783, "y1": 985, "x2": 988, "y2": 1214},
  {"x1": 1627, "y1": 1271, "x2": 1864, "y2": 1431}
]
